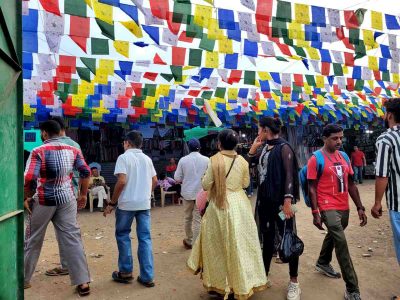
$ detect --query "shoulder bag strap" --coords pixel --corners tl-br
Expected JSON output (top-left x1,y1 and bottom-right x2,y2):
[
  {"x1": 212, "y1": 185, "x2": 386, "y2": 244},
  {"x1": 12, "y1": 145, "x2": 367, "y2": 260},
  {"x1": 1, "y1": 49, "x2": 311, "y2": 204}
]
[{"x1": 225, "y1": 156, "x2": 237, "y2": 178}]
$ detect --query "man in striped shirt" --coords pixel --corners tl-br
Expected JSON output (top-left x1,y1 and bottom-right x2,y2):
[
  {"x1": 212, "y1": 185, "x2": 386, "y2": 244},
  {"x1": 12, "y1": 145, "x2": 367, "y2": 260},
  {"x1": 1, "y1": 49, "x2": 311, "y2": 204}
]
[
  {"x1": 24, "y1": 120, "x2": 92, "y2": 296},
  {"x1": 372, "y1": 98, "x2": 400, "y2": 273}
]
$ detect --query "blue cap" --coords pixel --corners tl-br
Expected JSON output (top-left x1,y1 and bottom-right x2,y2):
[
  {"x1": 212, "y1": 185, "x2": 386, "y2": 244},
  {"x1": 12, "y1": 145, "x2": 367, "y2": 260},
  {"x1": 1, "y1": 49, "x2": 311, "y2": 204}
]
[{"x1": 188, "y1": 138, "x2": 201, "y2": 152}]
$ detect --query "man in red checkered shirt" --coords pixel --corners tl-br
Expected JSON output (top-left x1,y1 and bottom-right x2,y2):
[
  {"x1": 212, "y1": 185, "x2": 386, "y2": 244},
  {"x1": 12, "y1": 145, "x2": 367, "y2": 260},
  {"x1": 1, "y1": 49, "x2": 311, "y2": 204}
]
[{"x1": 24, "y1": 120, "x2": 92, "y2": 296}]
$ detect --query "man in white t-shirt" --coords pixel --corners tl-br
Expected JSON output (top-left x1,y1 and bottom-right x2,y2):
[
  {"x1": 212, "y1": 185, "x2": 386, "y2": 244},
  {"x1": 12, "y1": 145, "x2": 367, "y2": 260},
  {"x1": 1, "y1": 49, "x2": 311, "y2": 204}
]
[
  {"x1": 174, "y1": 138, "x2": 209, "y2": 249},
  {"x1": 103, "y1": 131, "x2": 158, "y2": 287}
]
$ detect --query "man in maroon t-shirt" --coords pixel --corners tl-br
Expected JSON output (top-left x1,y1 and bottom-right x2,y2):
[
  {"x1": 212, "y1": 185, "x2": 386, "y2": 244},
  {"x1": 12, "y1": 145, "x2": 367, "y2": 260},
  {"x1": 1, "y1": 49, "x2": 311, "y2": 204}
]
[
  {"x1": 351, "y1": 146, "x2": 366, "y2": 184},
  {"x1": 307, "y1": 124, "x2": 367, "y2": 300}
]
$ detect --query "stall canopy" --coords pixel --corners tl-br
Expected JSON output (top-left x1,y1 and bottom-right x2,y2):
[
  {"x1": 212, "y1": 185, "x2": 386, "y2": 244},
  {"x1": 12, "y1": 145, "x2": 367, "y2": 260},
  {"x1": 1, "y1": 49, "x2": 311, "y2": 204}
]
[
  {"x1": 22, "y1": 0, "x2": 398, "y2": 130},
  {"x1": 184, "y1": 126, "x2": 224, "y2": 141}
]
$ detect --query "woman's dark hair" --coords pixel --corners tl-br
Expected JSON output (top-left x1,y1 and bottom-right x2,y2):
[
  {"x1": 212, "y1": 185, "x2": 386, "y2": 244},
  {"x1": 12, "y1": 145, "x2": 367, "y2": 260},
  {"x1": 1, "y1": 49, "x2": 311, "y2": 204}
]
[
  {"x1": 124, "y1": 130, "x2": 143, "y2": 148},
  {"x1": 258, "y1": 117, "x2": 282, "y2": 134},
  {"x1": 322, "y1": 124, "x2": 343, "y2": 138},
  {"x1": 39, "y1": 120, "x2": 61, "y2": 137},
  {"x1": 385, "y1": 98, "x2": 400, "y2": 123},
  {"x1": 159, "y1": 172, "x2": 166, "y2": 180},
  {"x1": 218, "y1": 129, "x2": 239, "y2": 151}
]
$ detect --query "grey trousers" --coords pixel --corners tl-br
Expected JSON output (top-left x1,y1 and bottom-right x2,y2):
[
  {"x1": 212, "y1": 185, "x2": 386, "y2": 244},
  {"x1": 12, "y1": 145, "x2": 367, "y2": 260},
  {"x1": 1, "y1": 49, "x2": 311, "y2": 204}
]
[
  {"x1": 24, "y1": 200, "x2": 90, "y2": 286},
  {"x1": 183, "y1": 200, "x2": 201, "y2": 246}
]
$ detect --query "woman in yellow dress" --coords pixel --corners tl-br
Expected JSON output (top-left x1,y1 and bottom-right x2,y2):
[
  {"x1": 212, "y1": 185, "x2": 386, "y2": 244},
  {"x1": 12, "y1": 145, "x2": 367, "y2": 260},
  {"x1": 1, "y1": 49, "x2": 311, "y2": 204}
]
[{"x1": 187, "y1": 129, "x2": 267, "y2": 300}]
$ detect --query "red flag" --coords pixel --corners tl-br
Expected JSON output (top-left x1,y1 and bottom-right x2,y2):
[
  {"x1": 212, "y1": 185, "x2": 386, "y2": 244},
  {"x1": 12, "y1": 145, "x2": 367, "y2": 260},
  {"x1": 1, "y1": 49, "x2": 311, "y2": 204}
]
[
  {"x1": 172, "y1": 47, "x2": 186, "y2": 66},
  {"x1": 344, "y1": 10, "x2": 359, "y2": 29},
  {"x1": 282, "y1": 86, "x2": 291, "y2": 94},
  {"x1": 39, "y1": 0, "x2": 60, "y2": 16},
  {"x1": 276, "y1": 43, "x2": 292, "y2": 56},
  {"x1": 149, "y1": 0, "x2": 169, "y2": 20},
  {"x1": 227, "y1": 70, "x2": 242, "y2": 84},
  {"x1": 188, "y1": 90, "x2": 200, "y2": 97},
  {"x1": 178, "y1": 31, "x2": 194, "y2": 43},
  {"x1": 153, "y1": 53, "x2": 167, "y2": 65},
  {"x1": 131, "y1": 83, "x2": 142, "y2": 96},
  {"x1": 256, "y1": 0, "x2": 273, "y2": 35},
  {"x1": 344, "y1": 52, "x2": 355, "y2": 66},
  {"x1": 294, "y1": 74, "x2": 304, "y2": 86},
  {"x1": 70, "y1": 36, "x2": 87, "y2": 52},
  {"x1": 143, "y1": 72, "x2": 158, "y2": 81},
  {"x1": 321, "y1": 62, "x2": 331, "y2": 76},
  {"x1": 346, "y1": 78, "x2": 355, "y2": 91},
  {"x1": 167, "y1": 12, "x2": 181, "y2": 35},
  {"x1": 373, "y1": 71, "x2": 381, "y2": 81},
  {"x1": 333, "y1": 84, "x2": 341, "y2": 95}
]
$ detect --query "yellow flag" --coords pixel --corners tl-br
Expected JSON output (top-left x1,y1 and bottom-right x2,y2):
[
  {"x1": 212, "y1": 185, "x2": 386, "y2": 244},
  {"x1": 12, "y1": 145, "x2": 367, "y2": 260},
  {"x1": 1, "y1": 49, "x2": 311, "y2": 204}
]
[
  {"x1": 114, "y1": 40, "x2": 129, "y2": 58},
  {"x1": 215, "y1": 97, "x2": 225, "y2": 103},
  {"x1": 94, "y1": 71, "x2": 109, "y2": 85},
  {"x1": 371, "y1": 11, "x2": 383, "y2": 30},
  {"x1": 72, "y1": 94, "x2": 87, "y2": 107},
  {"x1": 316, "y1": 75, "x2": 325, "y2": 88},
  {"x1": 368, "y1": 56, "x2": 378, "y2": 71},
  {"x1": 174, "y1": 75, "x2": 188, "y2": 84},
  {"x1": 218, "y1": 38, "x2": 233, "y2": 54},
  {"x1": 205, "y1": 51, "x2": 219, "y2": 68},
  {"x1": 258, "y1": 100, "x2": 267, "y2": 110},
  {"x1": 98, "y1": 59, "x2": 115, "y2": 75},
  {"x1": 92, "y1": 113, "x2": 103, "y2": 122},
  {"x1": 194, "y1": 4, "x2": 212, "y2": 28},
  {"x1": 183, "y1": 66, "x2": 197, "y2": 70},
  {"x1": 295, "y1": 3, "x2": 310, "y2": 24},
  {"x1": 203, "y1": 0, "x2": 213, "y2": 4},
  {"x1": 304, "y1": 83, "x2": 311, "y2": 94},
  {"x1": 343, "y1": 65, "x2": 349, "y2": 74},
  {"x1": 283, "y1": 93, "x2": 291, "y2": 102},
  {"x1": 393, "y1": 73, "x2": 400, "y2": 83},
  {"x1": 93, "y1": 0, "x2": 113, "y2": 25},
  {"x1": 208, "y1": 98, "x2": 216, "y2": 110},
  {"x1": 23, "y1": 103, "x2": 35, "y2": 116},
  {"x1": 363, "y1": 29, "x2": 376, "y2": 47},
  {"x1": 144, "y1": 96, "x2": 156, "y2": 109},
  {"x1": 297, "y1": 39, "x2": 309, "y2": 48},
  {"x1": 306, "y1": 47, "x2": 320, "y2": 60},
  {"x1": 316, "y1": 94, "x2": 325, "y2": 106},
  {"x1": 310, "y1": 107, "x2": 319, "y2": 114},
  {"x1": 289, "y1": 22, "x2": 305, "y2": 40},
  {"x1": 121, "y1": 21, "x2": 143, "y2": 38},
  {"x1": 228, "y1": 88, "x2": 238, "y2": 99},
  {"x1": 258, "y1": 72, "x2": 271, "y2": 80},
  {"x1": 158, "y1": 84, "x2": 170, "y2": 96},
  {"x1": 208, "y1": 18, "x2": 224, "y2": 40},
  {"x1": 78, "y1": 82, "x2": 95, "y2": 95}
]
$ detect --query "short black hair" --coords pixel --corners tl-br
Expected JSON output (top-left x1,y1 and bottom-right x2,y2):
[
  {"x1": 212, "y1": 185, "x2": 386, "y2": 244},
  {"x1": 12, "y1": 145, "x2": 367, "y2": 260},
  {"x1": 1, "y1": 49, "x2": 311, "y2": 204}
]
[
  {"x1": 49, "y1": 116, "x2": 66, "y2": 130},
  {"x1": 384, "y1": 98, "x2": 400, "y2": 123},
  {"x1": 91, "y1": 167, "x2": 98, "y2": 170},
  {"x1": 39, "y1": 120, "x2": 61, "y2": 137},
  {"x1": 159, "y1": 172, "x2": 166, "y2": 180},
  {"x1": 322, "y1": 124, "x2": 343, "y2": 138},
  {"x1": 218, "y1": 129, "x2": 239, "y2": 151},
  {"x1": 259, "y1": 117, "x2": 283, "y2": 134},
  {"x1": 124, "y1": 130, "x2": 143, "y2": 148}
]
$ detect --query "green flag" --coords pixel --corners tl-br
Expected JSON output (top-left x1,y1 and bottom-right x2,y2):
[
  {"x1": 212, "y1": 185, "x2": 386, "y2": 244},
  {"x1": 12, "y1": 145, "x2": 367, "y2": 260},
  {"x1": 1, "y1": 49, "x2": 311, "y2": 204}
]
[
  {"x1": 189, "y1": 49, "x2": 202, "y2": 66},
  {"x1": 64, "y1": 0, "x2": 87, "y2": 17},
  {"x1": 276, "y1": 1, "x2": 292, "y2": 22},
  {"x1": 199, "y1": 34, "x2": 215, "y2": 51},
  {"x1": 292, "y1": 45, "x2": 306, "y2": 57},
  {"x1": 173, "y1": 1, "x2": 192, "y2": 24},
  {"x1": 144, "y1": 84, "x2": 156, "y2": 96},
  {"x1": 186, "y1": 17, "x2": 203, "y2": 38},
  {"x1": 333, "y1": 63, "x2": 343, "y2": 76},
  {"x1": 201, "y1": 90, "x2": 213, "y2": 99},
  {"x1": 160, "y1": 73, "x2": 174, "y2": 82},
  {"x1": 305, "y1": 75, "x2": 316, "y2": 86},
  {"x1": 95, "y1": 18, "x2": 115, "y2": 40},
  {"x1": 354, "y1": 79, "x2": 364, "y2": 91},
  {"x1": 214, "y1": 87, "x2": 226, "y2": 98},
  {"x1": 272, "y1": 17, "x2": 289, "y2": 38},
  {"x1": 91, "y1": 38, "x2": 109, "y2": 55},
  {"x1": 349, "y1": 28, "x2": 360, "y2": 45},
  {"x1": 81, "y1": 57, "x2": 97, "y2": 75},
  {"x1": 244, "y1": 71, "x2": 255, "y2": 85},
  {"x1": 76, "y1": 67, "x2": 91, "y2": 82},
  {"x1": 170, "y1": 66, "x2": 182, "y2": 81}
]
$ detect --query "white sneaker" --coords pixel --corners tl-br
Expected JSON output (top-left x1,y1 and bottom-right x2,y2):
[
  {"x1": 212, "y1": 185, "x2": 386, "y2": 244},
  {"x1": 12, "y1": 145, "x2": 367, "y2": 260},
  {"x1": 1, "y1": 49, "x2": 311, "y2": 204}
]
[{"x1": 287, "y1": 281, "x2": 301, "y2": 300}]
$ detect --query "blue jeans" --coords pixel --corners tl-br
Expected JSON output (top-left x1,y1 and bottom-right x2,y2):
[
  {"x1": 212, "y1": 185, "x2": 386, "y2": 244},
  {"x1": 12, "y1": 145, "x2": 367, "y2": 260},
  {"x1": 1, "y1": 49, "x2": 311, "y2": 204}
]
[
  {"x1": 353, "y1": 166, "x2": 363, "y2": 183},
  {"x1": 115, "y1": 208, "x2": 154, "y2": 281},
  {"x1": 389, "y1": 210, "x2": 400, "y2": 265},
  {"x1": 247, "y1": 177, "x2": 254, "y2": 195}
]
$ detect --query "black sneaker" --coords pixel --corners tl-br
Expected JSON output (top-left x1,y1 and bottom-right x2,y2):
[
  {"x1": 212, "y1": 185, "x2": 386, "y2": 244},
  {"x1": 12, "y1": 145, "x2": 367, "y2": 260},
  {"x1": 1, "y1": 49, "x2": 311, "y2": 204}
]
[
  {"x1": 344, "y1": 290, "x2": 361, "y2": 300},
  {"x1": 315, "y1": 263, "x2": 341, "y2": 278}
]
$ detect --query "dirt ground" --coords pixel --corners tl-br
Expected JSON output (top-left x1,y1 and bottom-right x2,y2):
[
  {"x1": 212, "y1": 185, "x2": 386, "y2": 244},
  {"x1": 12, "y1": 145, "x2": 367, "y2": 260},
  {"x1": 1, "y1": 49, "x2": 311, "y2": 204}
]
[{"x1": 25, "y1": 180, "x2": 399, "y2": 300}]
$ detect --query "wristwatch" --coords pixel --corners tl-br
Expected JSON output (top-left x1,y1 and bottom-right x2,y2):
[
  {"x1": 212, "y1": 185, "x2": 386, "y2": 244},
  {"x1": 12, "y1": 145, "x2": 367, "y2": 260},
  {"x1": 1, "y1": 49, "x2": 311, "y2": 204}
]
[
  {"x1": 108, "y1": 201, "x2": 118, "y2": 207},
  {"x1": 357, "y1": 206, "x2": 365, "y2": 212}
]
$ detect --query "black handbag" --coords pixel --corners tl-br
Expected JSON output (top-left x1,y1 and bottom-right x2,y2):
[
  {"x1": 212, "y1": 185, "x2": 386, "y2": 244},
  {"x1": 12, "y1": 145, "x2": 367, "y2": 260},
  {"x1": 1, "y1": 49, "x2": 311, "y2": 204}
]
[{"x1": 278, "y1": 220, "x2": 304, "y2": 263}]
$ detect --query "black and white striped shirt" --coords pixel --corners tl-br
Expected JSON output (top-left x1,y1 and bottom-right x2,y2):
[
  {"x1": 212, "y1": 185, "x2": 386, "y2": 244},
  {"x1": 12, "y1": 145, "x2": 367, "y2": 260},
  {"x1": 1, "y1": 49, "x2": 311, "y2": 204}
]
[{"x1": 375, "y1": 125, "x2": 400, "y2": 212}]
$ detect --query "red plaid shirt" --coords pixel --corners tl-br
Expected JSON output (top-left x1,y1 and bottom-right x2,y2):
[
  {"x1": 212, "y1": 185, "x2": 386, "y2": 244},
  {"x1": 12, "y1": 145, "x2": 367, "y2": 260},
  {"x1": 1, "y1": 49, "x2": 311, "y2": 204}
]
[{"x1": 24, "y1": 137, "x2": 90, "y2": 206}]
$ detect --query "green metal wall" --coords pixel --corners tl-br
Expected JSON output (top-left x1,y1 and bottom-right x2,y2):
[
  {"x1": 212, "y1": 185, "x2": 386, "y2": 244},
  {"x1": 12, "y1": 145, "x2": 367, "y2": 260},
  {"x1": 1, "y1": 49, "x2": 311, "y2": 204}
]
[{"x1": 0, "y1": 0, "x2": 23, "y2": 299}]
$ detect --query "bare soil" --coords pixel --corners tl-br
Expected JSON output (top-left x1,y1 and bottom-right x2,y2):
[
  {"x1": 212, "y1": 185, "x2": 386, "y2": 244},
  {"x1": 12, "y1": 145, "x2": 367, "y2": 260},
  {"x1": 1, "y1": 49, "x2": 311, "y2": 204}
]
[{"x1": 25, "y1": 180, "x2": 399, "y2": 300}]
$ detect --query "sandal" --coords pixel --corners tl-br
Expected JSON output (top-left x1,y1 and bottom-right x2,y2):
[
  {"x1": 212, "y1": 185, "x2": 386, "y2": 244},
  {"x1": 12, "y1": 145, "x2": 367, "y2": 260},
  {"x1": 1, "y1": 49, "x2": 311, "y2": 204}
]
[
  {"x1": 391, "y1": 297, "x2": 399, "y2": 300},
  {"x1": 112, "y1": 271, "x2": 133, "y2": 284},
  {"x1": 76, "y1": 284, "x2": 90, "y2": 296},
  {"x1": 45, "y1": 267, "x2": 69, "y2": 276},
  {"x1": 137, "y1": 276, "x2": 155, "y2": 288},
  {"x1": 24, "y1": 283, "x2": 31, "y2": 289}
]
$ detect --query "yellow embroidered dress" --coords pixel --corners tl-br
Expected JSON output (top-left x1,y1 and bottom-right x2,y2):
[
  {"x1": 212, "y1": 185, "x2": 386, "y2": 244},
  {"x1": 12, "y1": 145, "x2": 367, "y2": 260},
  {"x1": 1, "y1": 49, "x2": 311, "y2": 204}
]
[{"x1": 187, "y1": 151, "x2": 267, "y2": 299}]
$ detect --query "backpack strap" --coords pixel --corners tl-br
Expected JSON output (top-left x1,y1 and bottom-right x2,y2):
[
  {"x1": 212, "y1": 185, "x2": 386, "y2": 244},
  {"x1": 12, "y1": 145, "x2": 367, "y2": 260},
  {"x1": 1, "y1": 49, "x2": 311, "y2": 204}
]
[
  {"x1": 313, "y1": 149, "x2": 325, "y2": 180},
  {"x1": 339, "y1": 151, "x2": 351, "y2": 167}
]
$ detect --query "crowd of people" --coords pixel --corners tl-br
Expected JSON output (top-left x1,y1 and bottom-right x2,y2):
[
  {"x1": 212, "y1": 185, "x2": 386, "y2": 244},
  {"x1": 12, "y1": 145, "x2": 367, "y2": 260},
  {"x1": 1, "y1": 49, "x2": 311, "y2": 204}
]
[{"x1": 23, "y1": 98, "x2": 400, "y2": 300}]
